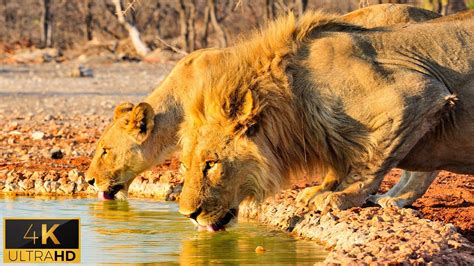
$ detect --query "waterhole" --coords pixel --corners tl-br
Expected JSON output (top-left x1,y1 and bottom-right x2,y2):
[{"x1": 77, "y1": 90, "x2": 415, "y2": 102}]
[{"x1": 0, "y1": 196, "x2": 327, "y2": 264}]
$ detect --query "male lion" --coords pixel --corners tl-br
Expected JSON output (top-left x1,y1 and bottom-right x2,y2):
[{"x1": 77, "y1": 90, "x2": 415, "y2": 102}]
[
  {"x1": 177, "y1": 12, "x2": 474, "y2": 230},
  {"x1": 85, "y1": 4, "x2": 441, "y2": 200}
]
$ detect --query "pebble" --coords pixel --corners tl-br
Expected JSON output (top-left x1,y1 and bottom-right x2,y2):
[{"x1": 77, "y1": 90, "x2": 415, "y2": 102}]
[
  {"x1": 31, "y1": 131, "x2": 45, "y2": 140},
  {"x1": 70, "y1": 66, "x2": 94, "y2": 78},
  {"x1": 18, "y1": 179, "x2": 34, "y2": 190},
  {"x1": 68, "y1": 169, "x2": 80, "y2": 182},
  {"x1": 44, "y1": 114, "x2": 53, "y2": 121},
  {"x1": 64, "y1": 183, "x2": 76, "y2": 194},
  {"x1": 9, "y1": 130, "x2": 22, "y2": 135},
  {"x1": 255, "y1": 246, "x2": 266, "y2": 253},
  {"x1": 50, "y1": 181, "x2": 60, "y2": 192},
  {"x1": 58, "y1": 177, "x2": 68, "y2": 185},
  {"x1": 50, "y1": 148, "x2": 63, "y2": 159},
  {"x1": 43, "y1": 181, "x2": 52, "y2": 192}
]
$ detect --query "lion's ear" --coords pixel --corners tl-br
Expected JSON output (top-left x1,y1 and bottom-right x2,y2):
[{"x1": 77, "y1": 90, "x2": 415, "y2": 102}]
[
  {"x1": 227, "y1": 90, "x2": 260, "y2": 136},
  {"x1": 225, "y1": 90, "x2": 255, "y2": 120},
  {"x1": 124, "y1": 102, "x2": 155, "y2": 144},
  {"x1": 241, "y1": 90, "x2": 254, "y2": 118},
  {"x1": 114, "y1": 102, "x2": 134, "y2": 121}
]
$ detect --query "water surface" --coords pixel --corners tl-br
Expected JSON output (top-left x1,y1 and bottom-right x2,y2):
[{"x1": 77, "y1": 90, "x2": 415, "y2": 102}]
[{"x1": 0, "y1": 196, "x2": 327, "y2": 264}]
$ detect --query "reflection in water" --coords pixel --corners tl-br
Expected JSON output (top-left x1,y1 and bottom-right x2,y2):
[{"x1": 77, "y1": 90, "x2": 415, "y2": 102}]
[
  {"x1": 179, "y1": 225, "x2": 325, "y2": 265},
  {"x1": 0, "y1": 196, "x2": 327, "y2": 264}
]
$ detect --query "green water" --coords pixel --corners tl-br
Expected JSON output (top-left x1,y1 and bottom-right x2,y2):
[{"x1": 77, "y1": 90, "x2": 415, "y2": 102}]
[{"x1": 0, "y1": 196, "x2": 327, "y2": 264}]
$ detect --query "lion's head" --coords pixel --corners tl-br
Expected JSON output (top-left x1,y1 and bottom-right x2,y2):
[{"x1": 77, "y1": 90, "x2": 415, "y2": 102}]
[
  {"x1": 85, "y1": 49, "x2": 224, "y2": 200},
  {"x1": 86, "y1": 102, "x2": 156, "y2": 200},
  {"x1": 177, "y1": 49, "x2": 312, "y2": 230},
  {"x1": 179, "y1": 95, "x2": 271, "y2": 230},
  {"x1": 178, "y1": 88, "x2": 274, "y2": 231}
]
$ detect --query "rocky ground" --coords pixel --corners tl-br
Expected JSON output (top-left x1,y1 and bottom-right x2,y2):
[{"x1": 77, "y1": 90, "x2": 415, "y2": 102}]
[
  {"x1": 1, "y1": 63, "x2": 473, "y2": 264},
  {"x1": 240, "y1": 191, "x2": 474, "y2": 264}
]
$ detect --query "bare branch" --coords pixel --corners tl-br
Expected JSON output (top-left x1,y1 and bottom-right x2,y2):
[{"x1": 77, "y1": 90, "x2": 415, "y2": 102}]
[
  {"x1": 121, "y1": 0, "x2": 140, "y2": 16},
  {"x1": 156, "y1": 36, "x2": 188, "y2": 56}
]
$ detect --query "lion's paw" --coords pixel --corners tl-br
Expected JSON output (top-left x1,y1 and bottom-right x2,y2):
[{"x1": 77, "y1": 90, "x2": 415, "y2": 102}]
[
  {"x1": 295, "y1": 185, "x2": 325, "y2": 208},
  {"x1": 313, "y1": 191, "x2": 366, "y2": 212},
  {"x1": 368, "y1": 194, "x2": 406, "y2": 208}
]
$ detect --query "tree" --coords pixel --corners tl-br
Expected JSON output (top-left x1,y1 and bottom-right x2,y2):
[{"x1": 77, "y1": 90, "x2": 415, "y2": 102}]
[
  {"x1": 201, "y1": 4, "x2": 210, "y2": 48},
  {"x1": 295, "y1": 0, "x2": 308, "y2": 17},
  {"x1": 423, "y1": 0, "x2": 467, "y2": 15},
  {"x1": 85, "y1": 0, "x2": 94, "y2": 41},
  {"x1": 267, "y1": 0, "x2": 290, "y2": 21},
  {"x1": 111, "y1": 0, "x2": 150, "y2": 56},
  {"x1": 41, "y1": 0, "x2": 53, "y2": 48},
  {"x1": 176, "y1": 0, "x2": 196, "y2": 52},
  {"x1": 447, "y1": 0, "x2": 468, "y2": 15},
  {"x1": 208, "y1": 0, "x2": 227, "y2": 48},
  {"x1": 78, "y1": 0, "x2": 94, "y2": 41}
]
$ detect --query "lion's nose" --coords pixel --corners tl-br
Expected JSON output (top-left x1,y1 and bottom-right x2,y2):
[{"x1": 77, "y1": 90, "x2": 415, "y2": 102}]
[
  {"x1": 87, "y1": 178, "x2": 95, "y2": 186},
  {"x1": 182, "y1": 207, "x2": 202, "y2": 221}
]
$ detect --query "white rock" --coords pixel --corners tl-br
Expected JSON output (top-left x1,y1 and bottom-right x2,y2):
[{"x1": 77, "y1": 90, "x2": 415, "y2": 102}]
[
  {"x1": 8, "y1": 130, "x2": 22, "y2": 135},
  {"x1": 32, "y1": 131, "x2": 45, "y2": 140}
]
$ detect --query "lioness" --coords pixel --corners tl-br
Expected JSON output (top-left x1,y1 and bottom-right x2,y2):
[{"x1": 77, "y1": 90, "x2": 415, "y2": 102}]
[
  {"x1": 177, "y1": 12, "x2": 474, "y2": 230},
  {"x1": 85, "y1": 4, "x2": 440, "y2": 200}
]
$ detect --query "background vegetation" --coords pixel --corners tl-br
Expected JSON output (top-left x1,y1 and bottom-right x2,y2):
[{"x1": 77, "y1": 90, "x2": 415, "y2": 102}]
[{"x1": 0, "y1": 0, "x2": 471, "y2": 59}]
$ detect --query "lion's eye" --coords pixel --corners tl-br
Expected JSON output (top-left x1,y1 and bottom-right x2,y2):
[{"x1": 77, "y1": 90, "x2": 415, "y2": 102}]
[
  {"x1": 246, "y1": 123, "x2": 258, "y2": 137},
  {"x1": 101, "y1": 148, "x2": 108, "y2": 157},
  {"x1": 203, "y1": 160, "x2": 217, "y2": 175}
]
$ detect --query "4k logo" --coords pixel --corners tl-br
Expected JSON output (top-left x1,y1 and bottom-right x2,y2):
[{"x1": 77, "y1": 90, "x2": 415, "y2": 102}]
[
  {"x1": 23, "y1": 223, "x2": 61, "y2": 245},
  {"x1": 3, "y1": 218, "x2": 80, "y2": 263}
]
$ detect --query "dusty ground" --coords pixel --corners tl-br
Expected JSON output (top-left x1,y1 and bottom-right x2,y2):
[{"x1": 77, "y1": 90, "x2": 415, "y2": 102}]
[
  {"x1": 1, "y1": 63, "x2": 473, "y2": 245},
  {"x1": 380, "y1": 170, "x2": 474, "y2": 243},
  {"x1": 239, "y1": 191, "x2": 473, "y2": 264}
]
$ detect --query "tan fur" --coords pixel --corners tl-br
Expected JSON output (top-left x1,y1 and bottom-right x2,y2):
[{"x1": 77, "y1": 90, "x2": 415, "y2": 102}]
[
  {"x1": 178, "y1": 10, "x2": 474, "y2": 226},
  {"x1": 85, "y1": 4, "x2": 444, "y2": 201},
  {"x1": 341, "y1": 4, "x2": 440, "y2": 27}
]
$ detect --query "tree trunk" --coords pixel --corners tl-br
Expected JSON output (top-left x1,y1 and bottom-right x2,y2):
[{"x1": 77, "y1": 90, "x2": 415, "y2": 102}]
[
  {"x1": 187, "y1": 1, "x2": 196, "y2": 52},
  {"x1": 359, "y1": 0, "x2": 369, "y2": 9},
  {"x1": 447, "y1": 0, "x2": 467, "y2": 15},
  {"x1": 423, "y1": 0, "x2": 444, "y2": 14},
  {"x1": 273, "y1": 0, "x2": 287, "y2": 17},
  {"x1": 41, "y1": 0, "x2": 53, "y2": 48},
  {"x1": 208, "y1": 0, "x2": 227, "y2": 48},
  {"x1": 176, "y1": 0, "x2": 188, "y2": 51},
  {"x1": 85, "y1": 0, "x2": 93, "y2": 41},
  {"x1": 176, "y1": 0, "x2": 196, "y2": 52},
  {"x1": 112, "y1": 0, "x2": 149, "y2": 57},
  {"x1": 441, "y1": 0, "x2": 449, "y2": 15},
  {"x1": 295, "y1": 0, "x2": 308, "y2": 17},
  {"x1": 201, "y1": 6, "x2": 210, "y2": 48},
  {"x1": 265, "y1": 0, "x2": 274, "y2": 23}
]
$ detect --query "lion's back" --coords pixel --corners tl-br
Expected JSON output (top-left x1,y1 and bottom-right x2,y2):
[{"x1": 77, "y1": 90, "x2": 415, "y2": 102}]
[{"x1": 341, "y1": 4, "x2": 440, "y2": 28}]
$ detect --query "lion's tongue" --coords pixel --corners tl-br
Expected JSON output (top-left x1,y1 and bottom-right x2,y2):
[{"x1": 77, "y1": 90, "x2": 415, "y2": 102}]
[
  {"x1": 98, "y1": 191, "x2": 114, "y2": 200},
  {"x1": 196, "y1": 224, "x2": 225, "y2": 232}
]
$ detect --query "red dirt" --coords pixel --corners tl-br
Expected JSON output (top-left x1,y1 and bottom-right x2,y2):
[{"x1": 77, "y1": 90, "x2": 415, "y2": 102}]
[{"x1": 379, "y1": 169, "x2": 474, "y2": 242}]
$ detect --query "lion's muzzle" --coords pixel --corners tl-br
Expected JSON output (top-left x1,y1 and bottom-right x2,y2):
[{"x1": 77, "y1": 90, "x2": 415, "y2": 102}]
[{"x1": 181, "y1": 207, "x2": 238, "y2": 232}]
